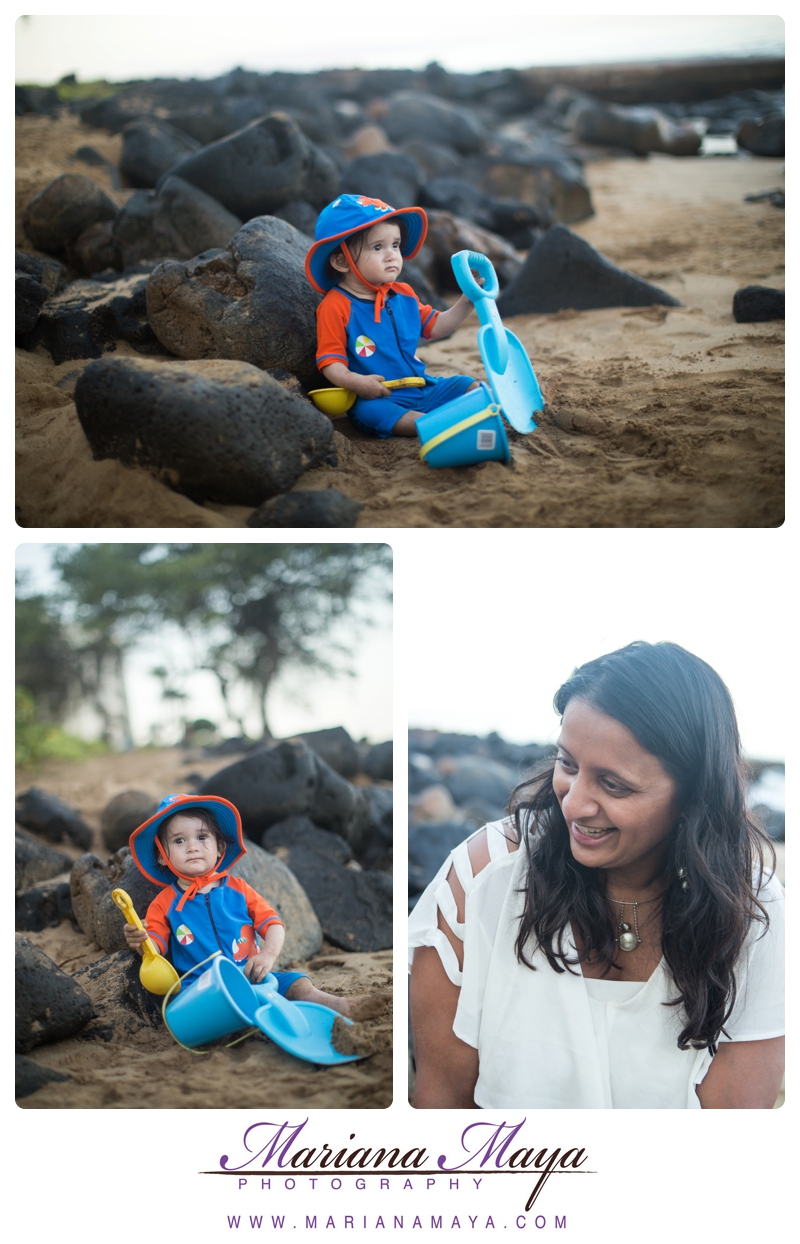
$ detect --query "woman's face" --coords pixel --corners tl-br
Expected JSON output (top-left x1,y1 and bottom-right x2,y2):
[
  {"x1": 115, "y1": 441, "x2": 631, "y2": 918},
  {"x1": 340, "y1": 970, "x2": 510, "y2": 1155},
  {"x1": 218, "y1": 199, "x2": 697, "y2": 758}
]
[{"x1": 553, "y1": 698, "x2": 679, "y2": 878}]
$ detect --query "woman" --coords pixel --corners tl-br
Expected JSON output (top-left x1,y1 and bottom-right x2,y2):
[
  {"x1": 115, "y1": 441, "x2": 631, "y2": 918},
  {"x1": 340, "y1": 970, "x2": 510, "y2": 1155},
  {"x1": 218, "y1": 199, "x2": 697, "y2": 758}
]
[{"x1": 409, "y1": 642, "x2": 784, "y2": 1109}]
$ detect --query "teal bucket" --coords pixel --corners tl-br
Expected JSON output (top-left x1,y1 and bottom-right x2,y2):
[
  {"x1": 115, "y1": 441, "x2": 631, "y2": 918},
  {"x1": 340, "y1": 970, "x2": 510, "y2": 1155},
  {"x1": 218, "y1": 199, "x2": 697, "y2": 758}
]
[
  {"x1": 164, "y1": 955, "x2": 258, "y2": 1048},
  {"x1": 416, "y1": 382, "x2": 510, "y2": 468}
]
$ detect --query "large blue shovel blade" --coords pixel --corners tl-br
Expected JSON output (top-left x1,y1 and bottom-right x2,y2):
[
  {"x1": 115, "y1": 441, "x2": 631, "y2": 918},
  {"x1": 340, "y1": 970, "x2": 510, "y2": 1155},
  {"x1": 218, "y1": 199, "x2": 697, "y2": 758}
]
[{"x1": 477, "y1": 324, "x2": 543, "y2": 435}]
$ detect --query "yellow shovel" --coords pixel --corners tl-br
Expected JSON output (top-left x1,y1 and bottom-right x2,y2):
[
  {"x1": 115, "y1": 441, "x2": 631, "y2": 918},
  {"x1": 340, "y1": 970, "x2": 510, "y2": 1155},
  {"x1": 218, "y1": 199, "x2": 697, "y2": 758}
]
[
  {"x1": 309, "y1": 376, "x2": 426, "y2": 416},
  {"x1": 112, "y1": 888, "x2": 181, "y2": 997}
]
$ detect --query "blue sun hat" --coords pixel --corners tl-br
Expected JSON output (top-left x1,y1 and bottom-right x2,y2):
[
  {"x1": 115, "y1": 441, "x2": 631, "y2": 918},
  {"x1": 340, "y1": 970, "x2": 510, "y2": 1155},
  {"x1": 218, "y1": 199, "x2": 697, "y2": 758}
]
[
  {"x1": 305, "y1": 193, "x2": 428, "y2": 293},
  {"x1": 129, "y1": 794, "x2": 246, "y2": 889}
]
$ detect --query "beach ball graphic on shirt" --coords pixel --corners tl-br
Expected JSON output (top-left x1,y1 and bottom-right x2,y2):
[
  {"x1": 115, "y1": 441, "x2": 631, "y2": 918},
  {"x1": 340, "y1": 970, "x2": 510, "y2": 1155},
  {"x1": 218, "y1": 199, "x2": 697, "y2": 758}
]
[
  {"x1": 232, "y1": 925, "x2": 257, "y2": 962},
  {"x1": 176, "y1": 924, "x2": 194, "y2": 945},
  {"x1": 355, "y1": 335, "x2": 376, "y2": 358}
]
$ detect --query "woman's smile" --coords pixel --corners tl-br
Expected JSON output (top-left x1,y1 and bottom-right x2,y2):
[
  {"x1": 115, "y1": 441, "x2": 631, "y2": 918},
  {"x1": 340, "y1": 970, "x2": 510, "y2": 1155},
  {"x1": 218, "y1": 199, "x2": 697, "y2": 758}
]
[{"x1": 571, "y1": 822, "x2": 618, "y2": 845}]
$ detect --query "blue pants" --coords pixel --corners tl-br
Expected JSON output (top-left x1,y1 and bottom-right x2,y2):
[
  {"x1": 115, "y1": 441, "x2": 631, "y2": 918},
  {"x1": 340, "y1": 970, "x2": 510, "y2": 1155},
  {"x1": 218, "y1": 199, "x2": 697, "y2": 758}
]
[
  {"x1": 349, "y1": 374, "x2": 477, "y2": 438},
  {"x1": 273, "y1": 971, "x2": 308, "y2": 996}
]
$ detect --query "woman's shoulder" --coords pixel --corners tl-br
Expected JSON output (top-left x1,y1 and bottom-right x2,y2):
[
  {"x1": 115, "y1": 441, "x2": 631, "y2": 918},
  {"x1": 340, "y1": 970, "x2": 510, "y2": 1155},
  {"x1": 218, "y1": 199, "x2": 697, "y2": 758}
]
[{"x1": 459, "y1": 818, "x2": 521, "y2": 886}]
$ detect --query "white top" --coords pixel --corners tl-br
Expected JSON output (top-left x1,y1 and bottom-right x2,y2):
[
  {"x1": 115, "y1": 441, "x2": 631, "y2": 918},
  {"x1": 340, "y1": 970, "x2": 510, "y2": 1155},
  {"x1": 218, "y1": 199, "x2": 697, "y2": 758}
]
[{"x1": 408, "y1": 819, "x2": 785, "y2": 1110}]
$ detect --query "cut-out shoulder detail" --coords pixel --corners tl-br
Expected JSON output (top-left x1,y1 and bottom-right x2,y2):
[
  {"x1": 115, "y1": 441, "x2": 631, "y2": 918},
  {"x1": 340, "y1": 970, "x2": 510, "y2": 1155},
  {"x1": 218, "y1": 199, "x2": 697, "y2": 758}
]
[
  {"x1": 408, "y1": 819, "x2": 524, "y2": 988},
  {"x1": 465, "y1": 821, "x2": 520, "y2": 878},
  {"x1": 446, "y1": 863, "x2": 466, "y2": 924}
]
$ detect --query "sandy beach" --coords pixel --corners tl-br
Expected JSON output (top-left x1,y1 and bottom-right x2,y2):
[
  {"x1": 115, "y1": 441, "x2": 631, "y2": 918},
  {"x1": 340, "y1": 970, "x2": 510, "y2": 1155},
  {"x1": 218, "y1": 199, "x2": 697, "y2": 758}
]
[
  {"x1": 16, "y1": 113, "x2": 783, "y2": 527},
  {"x1": 16, "y1": 745, "x2": 392, "y2": 1109}
]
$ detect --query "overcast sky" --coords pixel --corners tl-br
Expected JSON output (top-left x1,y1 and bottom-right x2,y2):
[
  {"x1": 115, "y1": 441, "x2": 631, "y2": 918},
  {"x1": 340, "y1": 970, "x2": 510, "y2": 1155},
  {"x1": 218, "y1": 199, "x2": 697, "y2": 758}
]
[
  {"x1": 16, "y1": 12, "x2": 784, "y2": 84},
  {"x1": 401, "y1": 530, "x2": 786, "y2": 762}
]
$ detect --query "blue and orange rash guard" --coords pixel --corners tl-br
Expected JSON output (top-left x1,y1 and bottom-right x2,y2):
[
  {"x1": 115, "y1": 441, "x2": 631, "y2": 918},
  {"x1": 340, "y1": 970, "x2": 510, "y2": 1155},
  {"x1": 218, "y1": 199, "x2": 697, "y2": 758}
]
[
  {"x1": 143, "y1": 876, "x2": 283, "y2": 978},
  {"x1": 315, "y1": 284, "x2": 439, "y2": 379}
]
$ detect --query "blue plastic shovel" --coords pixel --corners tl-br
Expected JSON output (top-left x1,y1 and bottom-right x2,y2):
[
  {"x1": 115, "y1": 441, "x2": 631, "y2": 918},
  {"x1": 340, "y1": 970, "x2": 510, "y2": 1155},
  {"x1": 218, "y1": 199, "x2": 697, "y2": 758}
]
[
  {"x1": 451, "y1": 250, "x2": 544, "y2": 434},
  {"x1": 250, "y1": 975, "x2": 362, "y2": 1066}
]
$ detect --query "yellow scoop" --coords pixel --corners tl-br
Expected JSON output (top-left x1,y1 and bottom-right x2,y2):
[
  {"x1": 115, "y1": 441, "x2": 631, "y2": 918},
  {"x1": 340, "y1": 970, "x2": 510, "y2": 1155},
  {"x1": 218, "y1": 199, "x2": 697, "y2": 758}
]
[
  {"x1": 112, "y1": 888, "x2": 181, "y2": 997},
  {"x1": 309, "y1": 376, "x2": 426, "y2": 416}
]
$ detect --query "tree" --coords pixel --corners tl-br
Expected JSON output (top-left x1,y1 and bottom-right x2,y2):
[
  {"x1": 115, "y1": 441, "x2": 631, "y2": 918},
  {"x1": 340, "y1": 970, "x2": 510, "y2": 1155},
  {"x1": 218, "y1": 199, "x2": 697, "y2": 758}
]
[
  {"x1": 53, "y1": 543, "x2": 391, "y2": 738},
  {"x1": 15, "y1": 586, "x2": 78, "y2": 722}
]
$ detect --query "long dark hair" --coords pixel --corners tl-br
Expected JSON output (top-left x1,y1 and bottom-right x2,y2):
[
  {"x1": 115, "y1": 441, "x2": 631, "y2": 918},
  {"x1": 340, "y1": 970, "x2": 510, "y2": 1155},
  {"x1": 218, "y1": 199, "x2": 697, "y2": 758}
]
[{"x1": 512, "y1": 641, "x2": 775, "y2": 1053}]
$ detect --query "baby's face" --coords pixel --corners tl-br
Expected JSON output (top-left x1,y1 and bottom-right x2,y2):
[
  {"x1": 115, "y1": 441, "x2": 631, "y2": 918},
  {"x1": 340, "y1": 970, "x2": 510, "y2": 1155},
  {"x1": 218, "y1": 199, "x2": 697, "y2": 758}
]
[
  {"x1": 163, "y1": 814, "x2": 221, "y2": 875},
  {"x1": 350, "y1": 221, "x2": 403, "y2": 287}
]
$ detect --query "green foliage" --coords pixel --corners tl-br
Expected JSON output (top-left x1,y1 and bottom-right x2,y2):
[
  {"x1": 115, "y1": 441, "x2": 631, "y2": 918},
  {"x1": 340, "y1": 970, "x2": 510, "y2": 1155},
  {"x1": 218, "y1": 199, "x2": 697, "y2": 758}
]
[
  {"x1": 55, "y1": 79, "x2": 117, "y2": 102},
  {"x1": 15, "y1": 687, "x2": 109, "y2": 768},
  {"x1": 52, "y1": 543, "x2": 392, "y2": 736},
  {"x1": 15, "y1": 590, "x2": 79, "y2": 722},
  {"x1": 17, "y1": 79, "x2": 117, "y2": 102}
]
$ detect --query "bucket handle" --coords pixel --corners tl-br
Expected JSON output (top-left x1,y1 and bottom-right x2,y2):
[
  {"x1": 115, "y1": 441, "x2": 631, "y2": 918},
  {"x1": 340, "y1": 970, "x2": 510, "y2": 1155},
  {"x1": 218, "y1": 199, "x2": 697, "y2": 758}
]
[
  {"x1": 419, "y1": 403, "x2": 501, "y2": 460},
  {"x1": 161, "y1": 951, "x2": 259, "y2": 1055}
]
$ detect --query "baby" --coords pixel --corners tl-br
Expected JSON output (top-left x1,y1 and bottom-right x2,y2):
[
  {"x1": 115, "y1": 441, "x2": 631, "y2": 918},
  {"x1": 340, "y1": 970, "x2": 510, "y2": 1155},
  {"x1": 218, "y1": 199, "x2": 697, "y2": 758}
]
[
  {"x1": 305, "y1": 193, "x2": 482, "y2": 438},
  {"x1": 125, "y1": 794, "x2": 386, "y2": 1020}
]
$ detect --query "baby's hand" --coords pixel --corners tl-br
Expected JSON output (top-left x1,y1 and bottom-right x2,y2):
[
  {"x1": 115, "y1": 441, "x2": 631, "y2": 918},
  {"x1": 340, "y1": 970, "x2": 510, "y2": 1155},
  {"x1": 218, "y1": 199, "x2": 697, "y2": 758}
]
[
  {"x1": 123, "y1": 921, "x2": 149, "y2": 951},
  {"x1": 245, "y1": 950, "x2": 276, "y2": 985},
  {"x1": 470, "y1": 269, "x2": 485, "y2": 287},
  {"x1": 355, "y1": 374, "x2": 392, "y2": 400}
]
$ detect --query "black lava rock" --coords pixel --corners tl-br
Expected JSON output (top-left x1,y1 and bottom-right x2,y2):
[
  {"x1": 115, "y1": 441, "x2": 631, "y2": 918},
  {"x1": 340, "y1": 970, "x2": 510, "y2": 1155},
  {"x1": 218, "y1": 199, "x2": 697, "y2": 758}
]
[
  {"x1": 409, "y1": 821, "x2": 472, "y2": 899},
  {"x1": 71, "y1": 145, "x2": 122, "y2": 190},
  {"x1": 201, "y1": 739, "x2": 370, "y2": 849},
  {"x1": 23, "y1": 173, "x2": 119, "y2": 254},
  {"x1": 16, "y1": 270, "x2": 50, "y2": 335},
  {"x1": 361, "y1": 786, "x2": 393, "y2": 872},
  {"x1": 165, "y1": 113, "x2": 338, "y2": 218},
  {"x1": 497, "y1": 224, "x2": 681, "y2": 315},
  {"x1": 286, "y1": 726, "x2": 360, "y2": 779},
  {"x1": 72, "y1": 951, "x2": 166, "y2": 1040},
  {"x1": 15, "y1": 935, "x2": 95, "y2": 1053},
  {"x1": 339, "y1": 153, "x2": 422, "y2": 208},
  {"x1": 261, "y1": 819, "x2": 391, "y2": 952},
  {"x1": 15, "y1": 830, "x2": 74, "y2": 893},
  {"x1": 100, "y1": 789, "x2": 159, "y2": 853},
  {"x1": 113, "y1": 174, "x2": 242, "y2": 269},
  {"x1": 274, "y1": 200, "x2": 319, "y2": 237},
  {"x1": 384, "y1": 91, "x2": 487, "y2": 155},
  {"x1": 120, "y1": 117, "x2": 202, "y2": 188},
  {"x1": 16, "y1": 787, "x2": 92, "y2": 849},
  {"x1": 15, "y1": 250, "x2": 67, "y2": 294},
  {"x1": 247, "y1": 489, "x2": 363, "y2": 527},
  {"x1": 419, "y1": 177, "x2": 543, "y2": 248},
  {"x1": 145, "y1": 215, "x2": 322, "y2": 392},
  {"x1": 15, "y1": 252, "x2": 67, "y2": 337},
  {"x1": 732, "y1": 285, "x2": 784, "y2": 322},
  {"x1": 200, "y1": 741, "x2": 319, "y2": 835},
  {"x1": 70, "y1": 848, "x2": 161, "y2": 954},
  {"x1": 363, "y1": 740, "x2": 393, "y2": 782},
  {"x1": 20, "y1": 269, "x2": 167, "y2": 364},
  {"x1": 15, "y1": 877, "x2": 73, "y2": 932},
  {"x1": 74, "y1": 356, "x2": 333, "y2": 506},
  {"x1": 15, "y1": 1055, "x2": 71, "y2": 1099},
  {"x1": 737, "y1": 115, "x2": 785, "y2": 157},
  {"x1": 67, "y1": 220, "x2": 122, "y2": 276},
  {"x1": 442, "y1": 755, "x2": 515, "y2": 809}
]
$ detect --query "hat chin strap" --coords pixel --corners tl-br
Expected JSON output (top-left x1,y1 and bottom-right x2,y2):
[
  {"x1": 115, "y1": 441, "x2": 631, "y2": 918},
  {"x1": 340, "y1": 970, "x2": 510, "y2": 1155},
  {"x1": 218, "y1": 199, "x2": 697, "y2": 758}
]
[
  {"x1": 340, "y1": 240, "x2": 404, "y2": 322},
  {"x1": 156, "y1": 838, "x2": 229, "y2": 911}
]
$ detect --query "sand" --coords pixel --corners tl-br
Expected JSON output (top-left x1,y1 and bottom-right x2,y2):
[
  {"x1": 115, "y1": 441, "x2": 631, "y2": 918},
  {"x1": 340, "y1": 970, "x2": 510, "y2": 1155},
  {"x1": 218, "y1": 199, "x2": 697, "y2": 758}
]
[
  {"x1": 16, "y1": 746, "x2": 393, "y2": 1109},
  {"x1": 16, "y1": 114, "x2": 784, "y2": 527}
]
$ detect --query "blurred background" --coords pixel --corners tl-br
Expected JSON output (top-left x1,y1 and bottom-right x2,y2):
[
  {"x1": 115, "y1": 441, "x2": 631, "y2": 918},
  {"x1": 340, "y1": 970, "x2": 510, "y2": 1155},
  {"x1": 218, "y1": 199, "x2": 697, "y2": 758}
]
[{"x1": 16, "y1": 542, "x2": 391, "y2": 757}]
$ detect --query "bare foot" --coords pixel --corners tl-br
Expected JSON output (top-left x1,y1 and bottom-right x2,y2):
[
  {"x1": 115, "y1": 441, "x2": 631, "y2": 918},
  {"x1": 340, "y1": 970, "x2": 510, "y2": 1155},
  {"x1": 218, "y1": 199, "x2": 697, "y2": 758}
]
[
  {"x1": 285, "y1": 979, "x2": 391, "y2": 1020},
  {"x1": 337, "y1": 990, "x2": 392, "y2": 1021}
]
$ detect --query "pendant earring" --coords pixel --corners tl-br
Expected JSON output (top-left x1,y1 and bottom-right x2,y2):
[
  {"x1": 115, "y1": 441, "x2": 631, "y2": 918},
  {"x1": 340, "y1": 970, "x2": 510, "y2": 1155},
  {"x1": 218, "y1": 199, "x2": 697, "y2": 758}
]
[{"x1": 677, "y1": 867, "x2": 690, "y2": 892}]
